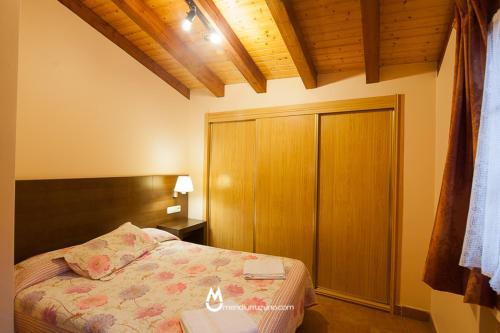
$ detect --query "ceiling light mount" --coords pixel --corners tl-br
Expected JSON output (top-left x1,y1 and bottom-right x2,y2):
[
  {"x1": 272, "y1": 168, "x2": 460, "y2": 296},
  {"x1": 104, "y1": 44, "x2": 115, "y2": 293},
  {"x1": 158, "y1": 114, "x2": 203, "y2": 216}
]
[{"x1": 182, "y1": 0, "x2": 222, "y2": 45}]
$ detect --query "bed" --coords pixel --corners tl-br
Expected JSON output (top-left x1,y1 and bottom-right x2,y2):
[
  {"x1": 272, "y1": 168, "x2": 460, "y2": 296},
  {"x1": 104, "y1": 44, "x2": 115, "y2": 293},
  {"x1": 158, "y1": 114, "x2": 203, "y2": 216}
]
[
  {"x1": 14, "y1": 176, "x2": 315, "y2": 333},
  {"x1": 14, "y1": 237, "x2": 315, "y2": 333}
]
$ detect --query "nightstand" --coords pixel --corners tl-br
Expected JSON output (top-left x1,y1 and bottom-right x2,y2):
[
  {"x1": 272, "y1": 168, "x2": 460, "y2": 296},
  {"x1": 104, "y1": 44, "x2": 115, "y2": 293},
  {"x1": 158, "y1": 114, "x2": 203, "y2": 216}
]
[{"x1": 157, "y1": 219, "x2": 207, "y2": 245}]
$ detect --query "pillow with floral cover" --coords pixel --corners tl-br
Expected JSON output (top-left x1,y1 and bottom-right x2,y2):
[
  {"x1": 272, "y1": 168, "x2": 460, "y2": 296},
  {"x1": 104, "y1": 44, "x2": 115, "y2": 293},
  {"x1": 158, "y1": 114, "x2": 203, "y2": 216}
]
[
  {"x1": 142, "y1": 228, "x2": 179, "y2": 242},
  {"x1": 64, "y1": 222, "x2": 158, "y2": 280}
]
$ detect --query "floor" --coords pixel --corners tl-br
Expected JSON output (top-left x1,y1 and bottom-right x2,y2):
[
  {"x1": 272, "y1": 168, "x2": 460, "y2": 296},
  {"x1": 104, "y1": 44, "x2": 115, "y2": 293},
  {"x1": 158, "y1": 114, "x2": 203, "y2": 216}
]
[{"x1": 298, "y1": 295, "x2": 435, "y2": 333}]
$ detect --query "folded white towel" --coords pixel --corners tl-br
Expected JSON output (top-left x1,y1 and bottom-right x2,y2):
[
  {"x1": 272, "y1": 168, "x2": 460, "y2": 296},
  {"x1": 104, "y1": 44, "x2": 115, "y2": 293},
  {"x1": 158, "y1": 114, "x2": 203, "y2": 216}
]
[
  {"x1": 180, "y1": 301, "x2": 257, "y2": 333},
  {"x1": 243, "y1": 258, "x2": 285, "y2": 280}
]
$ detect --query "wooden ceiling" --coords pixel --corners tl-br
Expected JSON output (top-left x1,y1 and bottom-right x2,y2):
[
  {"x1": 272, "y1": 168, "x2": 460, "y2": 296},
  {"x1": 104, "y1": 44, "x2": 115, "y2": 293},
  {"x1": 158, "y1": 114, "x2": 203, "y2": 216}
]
[{"x1": 59, "y1": 0, "x2": 455, "y2": 98}]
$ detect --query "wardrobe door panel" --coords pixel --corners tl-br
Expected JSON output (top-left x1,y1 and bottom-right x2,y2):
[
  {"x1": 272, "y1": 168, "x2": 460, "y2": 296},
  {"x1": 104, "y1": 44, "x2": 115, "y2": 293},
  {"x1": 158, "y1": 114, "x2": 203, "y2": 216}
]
[
  {"x1": 209, "y1": 121, "x2": 255, "y2": 252},
  {"x1": 255, "y1": 115, "x2": 316, "y2": 273},
  {"x1": 318, "y1": 111, "x2": 392, "y2": 304}
]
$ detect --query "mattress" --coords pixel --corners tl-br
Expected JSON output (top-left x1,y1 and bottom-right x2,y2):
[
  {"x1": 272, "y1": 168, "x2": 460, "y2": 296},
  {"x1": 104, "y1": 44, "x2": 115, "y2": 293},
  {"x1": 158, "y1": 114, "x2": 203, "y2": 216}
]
[{"x1": 14, "y1": 240, "x2": 315, "y2": 333}]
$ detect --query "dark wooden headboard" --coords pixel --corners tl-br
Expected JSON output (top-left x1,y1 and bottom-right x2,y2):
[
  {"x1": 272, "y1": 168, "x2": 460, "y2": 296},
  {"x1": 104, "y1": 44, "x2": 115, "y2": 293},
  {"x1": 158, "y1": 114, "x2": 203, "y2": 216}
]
[{"x1": 15, "y1": 175, "x2": 188, "y2": 263}]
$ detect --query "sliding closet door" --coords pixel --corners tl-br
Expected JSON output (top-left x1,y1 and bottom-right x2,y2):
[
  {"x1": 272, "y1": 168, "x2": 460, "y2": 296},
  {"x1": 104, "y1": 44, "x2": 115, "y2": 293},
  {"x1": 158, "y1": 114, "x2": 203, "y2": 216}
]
[
  {"x1": 208, "y1": 121, "x2": 255, "y2": 252},
  {"x1": 255, "y1": 115, "x2": 316, "y2": 273},
  {"x1": 318, "y1": 110, "x2": 392, "y2": 305}
]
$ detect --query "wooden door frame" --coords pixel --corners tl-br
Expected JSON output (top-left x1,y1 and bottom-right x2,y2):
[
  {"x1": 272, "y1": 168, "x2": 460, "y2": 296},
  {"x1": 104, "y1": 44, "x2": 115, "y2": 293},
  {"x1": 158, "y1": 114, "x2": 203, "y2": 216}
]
[{"x1": 203, "y1": 94, "x2": 404, "y2": 313}]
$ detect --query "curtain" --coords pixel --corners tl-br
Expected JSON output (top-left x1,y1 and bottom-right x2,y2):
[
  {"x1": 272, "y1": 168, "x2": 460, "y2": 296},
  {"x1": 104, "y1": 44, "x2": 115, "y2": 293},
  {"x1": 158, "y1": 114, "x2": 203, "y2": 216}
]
[
  {"x1": 460, "y1": 10, "x2": 500, "y2": 294},
  {"x1": 423, "y1": 0, "x2": 497, "y2": 306}
]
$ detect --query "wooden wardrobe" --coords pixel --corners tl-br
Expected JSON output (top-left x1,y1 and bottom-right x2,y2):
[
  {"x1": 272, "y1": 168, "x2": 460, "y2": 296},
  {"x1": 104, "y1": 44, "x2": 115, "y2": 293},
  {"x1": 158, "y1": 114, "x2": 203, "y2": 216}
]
[{"x1": 204, "y1": 95, "x2": 403, "y2": 311}]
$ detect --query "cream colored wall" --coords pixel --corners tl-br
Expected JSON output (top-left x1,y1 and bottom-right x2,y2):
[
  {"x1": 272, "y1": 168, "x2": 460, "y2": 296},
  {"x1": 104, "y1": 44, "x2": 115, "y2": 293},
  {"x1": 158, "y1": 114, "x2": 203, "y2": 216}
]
[
  {"x1": 186, "y1": 64, "x2": 437, "y2": 310},
  {"x1": 15, "y1": 0, "x2": 191, "y2": 180},
  {"x1": 0, "y1": 0, "x2": 20, "y2": 331},
  {"x1": 431, "y1": 29, "x2": 499, "y2": 333},
  {"x1": 434, "y1": 30, "x2": 455, "y2": 209}
]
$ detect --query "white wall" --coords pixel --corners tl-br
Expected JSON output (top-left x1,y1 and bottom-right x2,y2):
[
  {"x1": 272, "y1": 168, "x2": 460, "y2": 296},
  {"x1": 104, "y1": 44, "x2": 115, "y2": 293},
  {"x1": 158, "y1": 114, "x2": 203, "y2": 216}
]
[
  {"x1": 16, "y1": 0, "x2": 191, "y2": 180},
  {"x1": 0, "y1": 0, "x2": 20, "y2": 331},
  {"x1": 431, "y1": 28, "x2": 499, "y2": 333},
  {"x1": 186, "y1": 64, "x2": 437, "y2": 311}
]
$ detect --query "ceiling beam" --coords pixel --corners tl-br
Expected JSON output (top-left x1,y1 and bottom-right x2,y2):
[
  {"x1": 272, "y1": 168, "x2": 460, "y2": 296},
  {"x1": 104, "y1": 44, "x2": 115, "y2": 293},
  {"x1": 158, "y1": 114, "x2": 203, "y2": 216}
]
[
  {"x1": 265, "y1": 0, "x2": 317, "y2": 89},
  {"x1": 194, "y1": 0, "x2": 267, "y2": 93},
  {"x1": 58, "y1": 0, "x2": 190, "y2": 99},
  {"x1": 111, "y1": 0, "x2": 225, "y2": 97},
  {"x1": 360, "y1": 0, "x2": 380, "y2": 84}
]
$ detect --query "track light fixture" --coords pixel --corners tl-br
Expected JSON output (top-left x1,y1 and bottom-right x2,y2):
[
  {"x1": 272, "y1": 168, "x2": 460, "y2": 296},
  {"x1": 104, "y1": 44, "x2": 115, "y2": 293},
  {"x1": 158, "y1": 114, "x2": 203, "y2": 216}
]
[{"x1": 182, "y1": 0, "x2": 222, "y2": 45}]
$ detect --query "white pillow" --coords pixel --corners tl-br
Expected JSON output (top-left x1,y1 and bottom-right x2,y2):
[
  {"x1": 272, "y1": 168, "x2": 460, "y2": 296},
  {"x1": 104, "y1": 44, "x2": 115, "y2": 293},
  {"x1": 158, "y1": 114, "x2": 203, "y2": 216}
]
[{"x1": 142, "y1": 228, "x2": 179, "y2": 242}]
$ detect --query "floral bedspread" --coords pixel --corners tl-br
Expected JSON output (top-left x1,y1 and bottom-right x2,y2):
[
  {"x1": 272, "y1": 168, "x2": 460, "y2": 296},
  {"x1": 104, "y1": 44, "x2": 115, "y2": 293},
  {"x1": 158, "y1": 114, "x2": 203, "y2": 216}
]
[{"x1": 15, "y1": 240, "x2": 315, "y2": 333}]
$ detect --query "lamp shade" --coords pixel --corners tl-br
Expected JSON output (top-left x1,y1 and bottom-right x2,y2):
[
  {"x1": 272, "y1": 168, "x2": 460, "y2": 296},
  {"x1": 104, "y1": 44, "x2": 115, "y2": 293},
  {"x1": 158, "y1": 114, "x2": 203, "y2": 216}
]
[{"x1": 174, "y1": 176, "x2": 194, "y2": 194}]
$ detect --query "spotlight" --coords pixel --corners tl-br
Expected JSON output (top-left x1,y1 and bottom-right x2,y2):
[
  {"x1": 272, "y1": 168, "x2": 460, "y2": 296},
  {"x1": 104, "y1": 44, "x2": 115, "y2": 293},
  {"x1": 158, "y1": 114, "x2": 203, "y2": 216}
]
[
  {"x1": 208, "y1": 31, "x2": 222, "y2": 44},
  {"x1": 181, "y1": 19, "x2": 192, "y2": 31},
  {"x1": 182, "y1": 7, "x2": 196, "y2": 32}
]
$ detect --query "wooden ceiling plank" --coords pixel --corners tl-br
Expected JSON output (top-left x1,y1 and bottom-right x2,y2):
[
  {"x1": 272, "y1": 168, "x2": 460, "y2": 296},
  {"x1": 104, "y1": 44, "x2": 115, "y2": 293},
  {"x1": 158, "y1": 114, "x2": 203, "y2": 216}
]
[
  {"x1": 194, "y1": 0, "x2": 267, "y2": 93},
  {"x1": 58, "y1": 0, "x2": 190, "y2": 99},
  {"x1": 265, "y1": 0, "x2": 317, "y2": 89},
  {"x1": 360, "y1": 0, "x2": 380, "y2": 83},
  {"x1": 111, "y1": 0, "x2": 225, "y2": 97}
]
